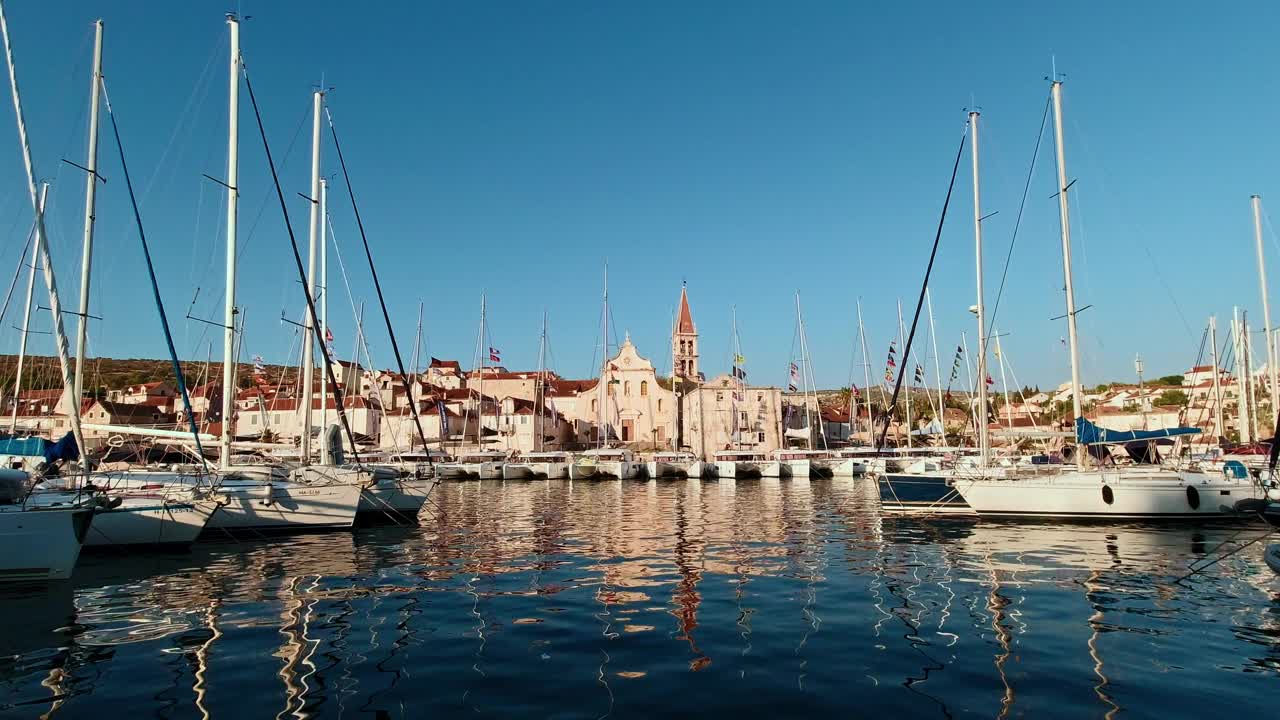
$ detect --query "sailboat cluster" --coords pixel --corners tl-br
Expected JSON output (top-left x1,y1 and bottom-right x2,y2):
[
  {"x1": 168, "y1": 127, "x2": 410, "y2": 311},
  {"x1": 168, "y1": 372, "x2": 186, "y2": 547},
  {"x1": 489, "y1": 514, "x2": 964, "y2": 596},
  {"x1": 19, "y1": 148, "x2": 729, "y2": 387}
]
[
  {"x1": 4, "y1": 6, "x2": 1280, "y2": 586},
  {"x1": 0, "y1": 11, "x2": 435, "y2": 582}
]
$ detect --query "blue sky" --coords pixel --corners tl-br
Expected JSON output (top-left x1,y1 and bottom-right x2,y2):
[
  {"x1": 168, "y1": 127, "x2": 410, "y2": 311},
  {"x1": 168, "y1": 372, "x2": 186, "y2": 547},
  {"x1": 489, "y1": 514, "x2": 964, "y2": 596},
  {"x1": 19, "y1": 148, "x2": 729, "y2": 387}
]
[{"x1": 0, "y1": 1, "x2": 1277, "y2": 392}]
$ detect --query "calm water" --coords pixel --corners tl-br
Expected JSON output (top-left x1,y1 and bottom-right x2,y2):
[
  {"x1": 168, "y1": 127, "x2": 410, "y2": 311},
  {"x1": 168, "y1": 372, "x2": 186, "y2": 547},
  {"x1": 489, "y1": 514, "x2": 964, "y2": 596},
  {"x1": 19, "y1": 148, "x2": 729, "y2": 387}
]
[{"x1": 2, "y1": 478, "x2": 1278, "y2": 718}]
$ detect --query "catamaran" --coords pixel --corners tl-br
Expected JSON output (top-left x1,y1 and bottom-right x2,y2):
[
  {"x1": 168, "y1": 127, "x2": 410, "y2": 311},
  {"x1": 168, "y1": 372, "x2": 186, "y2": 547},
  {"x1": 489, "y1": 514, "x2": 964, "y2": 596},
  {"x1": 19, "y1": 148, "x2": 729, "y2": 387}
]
[
  {"x1": 570, "y1": 447, "x2": 638, "y2": 480},
  {"x1": 646, "y1": 451, "x2": 703, "y2": 479},
  {"x1": 504, "y1": 451, "x2": 570, "y2": 479},
  {"x1": 713, "y1": 450, "x2": 780, "y2": 479}
]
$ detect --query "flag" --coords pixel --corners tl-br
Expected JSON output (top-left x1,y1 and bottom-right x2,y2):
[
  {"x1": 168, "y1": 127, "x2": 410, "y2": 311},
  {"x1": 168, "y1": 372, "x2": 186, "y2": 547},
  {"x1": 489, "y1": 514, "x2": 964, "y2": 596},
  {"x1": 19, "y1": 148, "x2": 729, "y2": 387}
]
[
  {"x1": 852, "y1": 383, "x2": 860, "y2": 397},
  {"x1": 734, "y1": 354, "x2": 745, "y2": 365},
  {"x1": 325, "y1": 327, "x2": 334, "y2": 344},
  {"x1": 889, "y1": 341, "x2": 897, "y2": 354},
  {"x1": 437, "y1": 400, "x2": 449, "y2": 436},
  {"x1": 956, "y1": 345, "x2": 963, "y2": 355},
  {"x1": 489, "y1": 347, "x2": 501, "y2": 363},
  {"x1": 985, "y1": 375, "x2": 995, "y2": 386},
  {"x1": 914, "y1": 364, "x2": 924, "y2": 383},
  {"x1": 697, "y1": 372, "x2": 706, "y2": 382}
]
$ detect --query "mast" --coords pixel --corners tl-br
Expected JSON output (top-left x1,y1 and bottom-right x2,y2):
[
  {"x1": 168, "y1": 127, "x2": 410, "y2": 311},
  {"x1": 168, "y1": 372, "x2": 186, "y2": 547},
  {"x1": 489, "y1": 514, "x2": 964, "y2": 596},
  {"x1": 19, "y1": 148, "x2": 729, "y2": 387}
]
[
  {"x1": 477, "y1": 293, "x2": 486, "y2": 448},
  {"x1": 856, "y1": 299, "x2": 874, "y2": 445},
  {"x1": 300, "y1": 89, "x2": 323, "y2": 465},
  {"x1": 731, "y1": 306, "x2": 741, "y2": 450},
  {"x1": 925, "y1": 288, "x2": 944, "y2": 425},
  {"x1": 73, "y1": 19, "x2": 103, "y2": 405},
  {"x1": 219, "y1": 14, "x2": 240, "y2": 469},
  {"x1": 970, "y1": 110, "x2": 990, "y2": 466},
  {"x1": 1209, "y1": 316, "x2": 1225, "y2": 442},
  {"x1": 897, "y1": 299, "x2": 912, "y2": 449},
  {"x1": 536, "y1": 310, "x2": 547, "y2": 452},
  {"x1": 318, "y1": 177, "x2": 328, "y2": 458},
  {"x1": 9, "y1": 182, "x2": 46, "y2": 433},
  {"x1": 1252, "y1": 195, "x2": 1278, "y2": 421},
  {"x1": 795, "y1": 292, "x2": 815, "y2": 448},
  {"x1": 1050, "y1": 79, "x2": 1086, "y2": 467},
  {"x1": 1235, "y1": 307, "x2": 1251, "y2": 443},
  {"x1": 995, "y1": 329, "x2": 1013, "y2": 431},
  {"x1": 597, "y1": 265, "x2": 608, "y2": 446},
  {"x1": 1, "y1": 1, "x2": 86, "y2": 461}
]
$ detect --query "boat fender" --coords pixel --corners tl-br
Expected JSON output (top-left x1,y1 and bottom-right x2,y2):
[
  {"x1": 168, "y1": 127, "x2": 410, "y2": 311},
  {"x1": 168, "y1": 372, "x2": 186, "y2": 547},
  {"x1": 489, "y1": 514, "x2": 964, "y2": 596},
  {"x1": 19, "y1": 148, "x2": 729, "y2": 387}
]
[
  {"x1": 1102, "y1": 485, "x2": 1115, "y2": 505},
  {"x1": 106, "y1": 496, "x2": 124, "y2": 510},
  {"x1": 1186, "y1": 486, "x2": 1200, "y2": 510}
]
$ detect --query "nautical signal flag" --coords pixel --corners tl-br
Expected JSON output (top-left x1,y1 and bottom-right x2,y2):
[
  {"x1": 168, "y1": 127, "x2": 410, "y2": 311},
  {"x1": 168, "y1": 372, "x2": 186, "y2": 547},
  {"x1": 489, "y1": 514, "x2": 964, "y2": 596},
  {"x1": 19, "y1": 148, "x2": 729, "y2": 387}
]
[
  {"x1": 986, "y1": 375, "x2": 995, "y2": 386},
  {"x1": 852, "y1": 384, "x2": 860, "y2": 397},
  {"x1": 489, "y1": 347, "x2": 502, "y2": 363},
  {"x1": 734, "y1": 354, "x2": 746, "y2": 365},
  {"x1": 914, "y1": 364, "x2": 924, "y2": 383}
]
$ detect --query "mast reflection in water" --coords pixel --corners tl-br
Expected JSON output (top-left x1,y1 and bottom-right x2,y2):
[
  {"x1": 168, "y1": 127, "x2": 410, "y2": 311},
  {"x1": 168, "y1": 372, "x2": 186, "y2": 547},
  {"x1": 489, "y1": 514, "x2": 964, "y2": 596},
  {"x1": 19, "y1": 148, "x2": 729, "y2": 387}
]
[{"x1": 1, "y1": 478, "x2": 1278, "y2": 718}]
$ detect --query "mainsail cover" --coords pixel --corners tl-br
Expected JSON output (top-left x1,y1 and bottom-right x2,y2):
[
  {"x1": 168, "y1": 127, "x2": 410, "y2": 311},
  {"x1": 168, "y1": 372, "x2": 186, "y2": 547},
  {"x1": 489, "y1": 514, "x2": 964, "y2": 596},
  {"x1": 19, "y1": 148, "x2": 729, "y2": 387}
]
[{"x1": 1075, "y1": 417, "x2": 1200, "y2": 445}]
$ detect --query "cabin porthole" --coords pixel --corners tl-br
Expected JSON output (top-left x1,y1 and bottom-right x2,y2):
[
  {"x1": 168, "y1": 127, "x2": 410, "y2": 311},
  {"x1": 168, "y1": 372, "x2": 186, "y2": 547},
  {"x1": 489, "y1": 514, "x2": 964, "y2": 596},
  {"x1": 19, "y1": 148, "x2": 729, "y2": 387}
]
[
  {"x1": 1102, "y1": 485, "x2": 1114, "y2": 505},
  {"x1": 1186, "y1": 486, "x2": 1200, "y2": 510}
]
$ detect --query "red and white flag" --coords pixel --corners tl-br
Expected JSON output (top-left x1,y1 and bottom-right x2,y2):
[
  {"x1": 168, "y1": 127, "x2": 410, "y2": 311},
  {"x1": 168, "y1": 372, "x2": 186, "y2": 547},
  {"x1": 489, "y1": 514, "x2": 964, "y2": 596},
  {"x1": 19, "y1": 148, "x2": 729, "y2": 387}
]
[{"x1": 489, "y1": 347, "x2": 501, "y2": 363}]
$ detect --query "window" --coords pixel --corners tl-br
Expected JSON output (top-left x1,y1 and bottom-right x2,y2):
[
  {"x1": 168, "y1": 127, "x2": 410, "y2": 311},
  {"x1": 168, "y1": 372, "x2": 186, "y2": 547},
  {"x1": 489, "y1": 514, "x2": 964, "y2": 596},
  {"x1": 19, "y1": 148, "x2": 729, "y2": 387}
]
[
  {"x1": 716, "y1": 392, "x2": 723, "y2": 402},
  {"x1": 250, "y1": 416, "x2": 258, "y2": 425},
  {"x1": 640, "y1": 381, "x2": 648, "y2": 397},
  {"x1": 520, "y1": 415, "x2": 527, "y2": 425},
  {"x1": 656, "y1": 427, "x2": 665, "y2": 441},
  {"x1": 591, "y1": 399, "x2": 598, "y2": 413},
  {"x1": 657, "y1": 398, "x2": 663, "y2": 412},
  {"x1": 741, "y1": 412, "x2": 748, "y2": 425},
  {"x1": 624, "y1": 381, "x2": 632, "y2": 397},
  {"x1": 757, "y1": 393, "x2": 763, "y2": 402}
]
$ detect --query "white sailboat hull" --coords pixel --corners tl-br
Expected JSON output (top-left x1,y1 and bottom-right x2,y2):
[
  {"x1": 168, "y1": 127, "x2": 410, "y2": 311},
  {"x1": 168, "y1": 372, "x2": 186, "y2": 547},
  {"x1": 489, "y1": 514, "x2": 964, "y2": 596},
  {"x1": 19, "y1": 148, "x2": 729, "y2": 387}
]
[
  {"x1": 503, "y1": 462, "x2": 568, "y2": 480},
  {"x1": 85, "y1": 494, "x2": 219, "y2": 547},
  {"x1": 357, "y1": 476, "x2": 435, "y2": 517},
  {"x1": 206, "y1": 481, "x2": 361, "y2": 532},
  {"x1": 714, "y1": 460, "x2": 781, "y2": 478},
  {"x1": 0, "y1": 506, "x2": 92, "y2": 582},
  {"x1": 646, "y1": 460, "x2": 704, "y2": 479},
  {"x1": 828, "y1": 458, "x2": 864, "y2": 476},
  {"x1": 778, "y1": 459, "x2": 810, "y2": 479},
  {"x1": 437, "y1": 462, "x2": 503, "y2": 480},
  {"x1": 954, "y1": 469, "x2": 1266, "y2": 518}
]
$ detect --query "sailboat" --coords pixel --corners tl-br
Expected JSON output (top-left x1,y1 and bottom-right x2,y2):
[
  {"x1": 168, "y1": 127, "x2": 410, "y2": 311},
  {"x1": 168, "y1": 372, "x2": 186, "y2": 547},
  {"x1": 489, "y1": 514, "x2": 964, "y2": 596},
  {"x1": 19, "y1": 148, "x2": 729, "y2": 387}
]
[
  {"x1": 504, "y1": 312, "x2": 570, "y2": 479},
  {"x1": 169, "y1": 15, "x2": 362, "y2": 533},
  {"x1": 774, "y1": 292, "x2": 833, "y2": 478},
  {"x1": 570, "y1": 266, "x2": 639, "y2": 480},
  {"x1": 954, "y1": 80, "x2": 1269, "y2": 518},
  {"x1": 437, "y1": 294, "x2": 506, "y2": 480}
]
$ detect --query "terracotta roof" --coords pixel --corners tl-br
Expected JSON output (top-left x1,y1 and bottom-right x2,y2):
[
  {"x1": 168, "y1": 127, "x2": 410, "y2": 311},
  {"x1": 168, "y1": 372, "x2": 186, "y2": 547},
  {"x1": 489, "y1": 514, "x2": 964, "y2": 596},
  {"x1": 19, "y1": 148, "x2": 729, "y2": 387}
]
[
  {"x1": 1188, "y1": 365, "x2": 1215, "y2": 373},
  {"x1": 17, "y1": 389, "x2": 63, "y2": 401},
  {"x1": 676, "y1": 284, "x2": 695, "y2": 335},
  {"x1": 262, "y1": 396, "x2": 374, "y2": 412},
  {"x1": 542, "y1": 379, "x2": 594, "y2": 396},
  {"x1": 429, "y1": 358, "x2": 462, "y2": 370}
]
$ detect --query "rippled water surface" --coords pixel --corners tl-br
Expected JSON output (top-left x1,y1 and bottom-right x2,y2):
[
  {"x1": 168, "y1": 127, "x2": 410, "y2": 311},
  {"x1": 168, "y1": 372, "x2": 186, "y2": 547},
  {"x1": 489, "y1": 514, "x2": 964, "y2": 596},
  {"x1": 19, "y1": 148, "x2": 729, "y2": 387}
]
[{"x1": 2, "y1": 478, "x2": 1279, "y2": 718}]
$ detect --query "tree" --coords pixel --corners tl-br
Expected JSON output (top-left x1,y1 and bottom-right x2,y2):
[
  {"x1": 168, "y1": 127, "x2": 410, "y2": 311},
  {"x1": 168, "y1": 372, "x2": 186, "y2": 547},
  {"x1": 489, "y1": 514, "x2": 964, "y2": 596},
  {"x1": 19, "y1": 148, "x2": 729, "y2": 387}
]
[
  {"x1": 1156, "y1": 389, "x2": 1188, "y2": 406},
  {"x1": 1154, "y1": 374, "x2": 1184, "y2": 387}
]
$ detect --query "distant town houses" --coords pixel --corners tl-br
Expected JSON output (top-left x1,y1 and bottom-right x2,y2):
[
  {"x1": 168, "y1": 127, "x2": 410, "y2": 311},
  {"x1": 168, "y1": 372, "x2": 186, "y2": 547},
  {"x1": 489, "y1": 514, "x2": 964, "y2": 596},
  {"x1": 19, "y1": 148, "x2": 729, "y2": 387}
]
[{"x1": 6, "y1": 283, "x2": 1272, "y2": 455}]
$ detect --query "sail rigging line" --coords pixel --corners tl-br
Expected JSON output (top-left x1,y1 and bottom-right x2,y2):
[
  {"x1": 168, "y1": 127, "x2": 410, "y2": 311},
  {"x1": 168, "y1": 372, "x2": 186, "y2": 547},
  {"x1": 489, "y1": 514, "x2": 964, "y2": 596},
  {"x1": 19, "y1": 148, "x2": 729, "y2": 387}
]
[
  {"x1": 983, "y1": 95, "x2": 1049, "y2": 352},
  {"x1": 239, "y1": 62, "x2": 362, "y2": 464},
  {"x1": 0, "y1": 219, "x2": 33, "y2": 326},
  {"x1": 323, "y1": 108, "x2": 431, "y2": 460},
  {"x1": 876, "y1": 123, "x2": 968, "y2": 451},
  {"x1": 100, "y1": 79, "x2": 209, "y2": 470}
]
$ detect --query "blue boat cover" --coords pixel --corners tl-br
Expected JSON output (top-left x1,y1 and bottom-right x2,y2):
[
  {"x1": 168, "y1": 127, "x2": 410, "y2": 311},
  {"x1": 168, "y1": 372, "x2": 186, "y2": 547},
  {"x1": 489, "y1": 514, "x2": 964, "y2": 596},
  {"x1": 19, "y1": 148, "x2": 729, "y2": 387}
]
[
  {"x1": 42, "y1": 432, "x2": 79, "y2": 464},
  {"x1": 0, "y1": 436, "x2": 51, "y2": 456},
  {"x1": 1075, "y1": 417, "x2": 1200, "y2": 445}
]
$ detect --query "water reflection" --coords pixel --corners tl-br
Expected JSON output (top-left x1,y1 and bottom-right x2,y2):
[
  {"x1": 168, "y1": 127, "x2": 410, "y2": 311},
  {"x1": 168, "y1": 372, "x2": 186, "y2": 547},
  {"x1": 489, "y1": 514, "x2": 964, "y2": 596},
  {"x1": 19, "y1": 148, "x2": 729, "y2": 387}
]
[{"x1": 0, "y1": 479, "x2": 1278, "y2": 718}]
